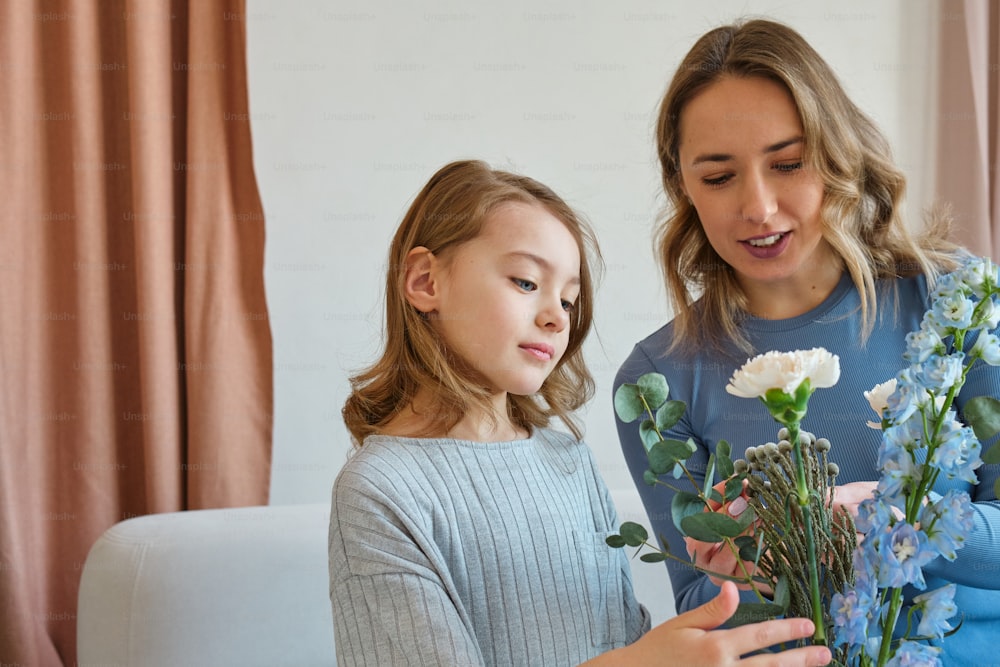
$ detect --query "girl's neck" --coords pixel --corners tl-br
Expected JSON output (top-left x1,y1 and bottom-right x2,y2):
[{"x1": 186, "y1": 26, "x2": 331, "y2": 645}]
[{"x1": 381, "y1": 391, "x2": 528, "y2": 443}]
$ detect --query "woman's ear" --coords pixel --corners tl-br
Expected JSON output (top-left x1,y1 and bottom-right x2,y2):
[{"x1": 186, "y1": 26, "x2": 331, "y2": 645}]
[{"x1": 402, "y1": 246, "x2": 440, "y2": 314}]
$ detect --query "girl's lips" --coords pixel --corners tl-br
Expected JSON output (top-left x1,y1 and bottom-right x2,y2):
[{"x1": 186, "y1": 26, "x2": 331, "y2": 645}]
[{"x1": 520, "y1": 343, "x2": 554, "y2": 360}]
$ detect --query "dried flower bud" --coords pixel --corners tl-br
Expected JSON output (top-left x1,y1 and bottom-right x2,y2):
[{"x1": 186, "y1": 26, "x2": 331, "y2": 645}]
[
  {"x1": 826, "y1": 462, "x2": 840, "y2": 477},
  {"x1": 762, "y1": 442, "x2": 780, "y2": 459},
  {"x1": 734, "y1": 460, "x2": 749, "y2": 475},
  {"x1": 778, "y1": 440, "x2": 793, "y2": 454},
  {"x1": 815, "y1": 438, "x2": 831, "y2": 453},
  {"x1": 777, "y1": 427, "x2": 790, "y2": 440},
  {"x1": 744, "y1": 446, "x2": 757, "y2": 462}
]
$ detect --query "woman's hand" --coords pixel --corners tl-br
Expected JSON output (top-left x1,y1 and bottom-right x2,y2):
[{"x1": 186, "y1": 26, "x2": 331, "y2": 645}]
[
  {"x1": 685, "y1": 480, "x2": 770, "y2": 593},
  {"x1": 593, "y1": 581, "x2": 832, "y2": 666}
]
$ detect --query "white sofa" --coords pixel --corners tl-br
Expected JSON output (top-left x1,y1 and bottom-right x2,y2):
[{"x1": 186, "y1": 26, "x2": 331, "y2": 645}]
[{"x1": 76, "y1": 490, "x2": 674, "y2": 666}]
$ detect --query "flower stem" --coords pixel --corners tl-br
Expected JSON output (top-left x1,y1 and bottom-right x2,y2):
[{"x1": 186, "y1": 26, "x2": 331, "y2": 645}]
[
  {"x1": 788, "y1": 421, "x2": 827, "y2": 645},
  {"x1": 877, "y1": 588, "x2": 905, "y2": 667}
]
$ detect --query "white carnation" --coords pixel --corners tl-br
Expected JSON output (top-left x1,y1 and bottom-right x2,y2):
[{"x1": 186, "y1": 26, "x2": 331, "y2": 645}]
[
  {"x1": 864, "y1": 378, "x2": 896, "y2": 429},
  {"x1": 726, "y1": 348, "x2": 841, "y2": 399}
]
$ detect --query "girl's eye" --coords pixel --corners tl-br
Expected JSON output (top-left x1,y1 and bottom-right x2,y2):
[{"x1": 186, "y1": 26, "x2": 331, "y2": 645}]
[
  {"x1": 775, "y1": 160, "x2": 803, "y2": 173},
  {"x1": 512, "y1": 277, "x2": 537, "y2": 292},
  {"x1": 702, "y1": 174, "x2": 731, "y2": 187}
]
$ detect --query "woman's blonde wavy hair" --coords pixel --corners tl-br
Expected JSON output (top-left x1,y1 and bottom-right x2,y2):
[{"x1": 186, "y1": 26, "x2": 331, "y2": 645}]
[
  {"x1": 655, "y1": 18, "x2": 958, "y2": 355},
  {"x1": 342, "y1": 160, "x2": 601, "y2": 445}
]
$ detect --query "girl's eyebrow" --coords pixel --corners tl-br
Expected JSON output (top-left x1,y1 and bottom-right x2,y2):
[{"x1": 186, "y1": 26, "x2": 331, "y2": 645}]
[
  {"x1": 690, "y1": 136, "x2": 804, "y2": 167},
  {"x1": 504, "y1": 251, "x2": 581, "y2": 286}
]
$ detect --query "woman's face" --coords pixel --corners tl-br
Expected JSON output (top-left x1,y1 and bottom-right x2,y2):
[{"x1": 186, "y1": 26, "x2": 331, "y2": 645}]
[{"x1": 676, "y1": 76, "x2": 839, "y2": 309}]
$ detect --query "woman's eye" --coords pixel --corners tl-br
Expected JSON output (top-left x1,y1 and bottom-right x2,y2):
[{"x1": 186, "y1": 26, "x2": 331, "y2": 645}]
[
  {"x1": 512, "y1": 278, "x2": 536, "y2": 292},
  {"x1": 561, "y1": 300, "x2": 576, "y2": 313},
  {"x1": 775, "y1": 161, "x2": 803, "y2": 173},
  {"x1": 703, "y1": 174, "x2": 731, "y2": 186}
]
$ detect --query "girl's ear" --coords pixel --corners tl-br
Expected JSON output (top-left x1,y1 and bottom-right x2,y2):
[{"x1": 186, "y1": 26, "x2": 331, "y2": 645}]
[{"x1": 402, "y1": 246, "x2": 440, "y2": 314}]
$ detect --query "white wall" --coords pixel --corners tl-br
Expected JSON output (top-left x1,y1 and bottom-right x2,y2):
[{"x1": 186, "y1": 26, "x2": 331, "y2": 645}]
[{"x1": 245, "y1": 0, "x2": 938, "y2": 507}]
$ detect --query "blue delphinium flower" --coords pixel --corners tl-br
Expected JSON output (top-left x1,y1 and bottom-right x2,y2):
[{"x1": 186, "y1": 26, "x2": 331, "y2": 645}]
[
  {"x1": 971, "y1": 330, "x2": 1000, "y2": 365},
  {"x1": 913, "y1": 584, "x2": 958, "y2": 638},
  {"x1": 831, "y1": 587, "x2": 875, "y2": 649},
  {"x1": 929, "y1": 416, "x2": 982, "y2": 483},
  {"x1": 903, "y1": 324, "x2": 944, "y2": 364},
  {"x1": 876, "y1": 522, "x2": 936, "y2": 590},
  {"x1": 918, "y1": 490, "x2": 975, "y2": 560},
  {"x1": 916, "y1": 353, "x2": 963, "y2": 393},
  {"x1": 885, "y1": 641, "x2": 942, "y2": 666},
  {"x1": 928, "y1": 291, "x2": 975, "y2": 334},
  {"x1": 885, "y1": 368, "x2": 921, "y2": 424}
]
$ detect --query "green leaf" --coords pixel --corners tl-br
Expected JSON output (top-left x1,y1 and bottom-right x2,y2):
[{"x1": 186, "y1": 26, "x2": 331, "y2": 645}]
[
  {"x1": 656, "y1": 400, "x2": 686, "y2": 432},
  {"x1": 964, "y1": 396, "x2": 1000, "y2": 441},
  {"x1": 639, "y1": 552, "x2": 668, "y2": 563},
  {"x1": 614, "y1": 384, "x2": 643, "y2": 423},
  {"x1": 636, "y1": 373, "x2": 670, "y2": 409},
  {"x1": 723, "y1": 476, "x2": 744, "y2": 503},
  {"x1": 619, "y1": 521, "x2": 649, "y2": 547},
  {"x1": 642, "y1": 469, "x2": 658, "y2": 486},
  {"x1": 983, "y1": 442, "x2": 1000, "y2": 465},
  {"x1": 639, "y1": 419, "x2": 662, "y2": 452},
  {"x1": 702, "y1": 454, "x2": 717, "y2": 498},
  {"x1": 605, "y1": 534, "x2": 627, "y2": 548},
  {"x1": 680, "y1": 512, "x2": 743, "y2": 542},
  {"x1": 734, "y1": 535, "x2": 761, "y2": 562},
  {"x1": 995, "y1": 478, "x2": 1000, "y2": 500},
  {"x1": 772, "y1": 575, "x2": 790, "y2": 611},
  {"x1": 728, "y1": 602, "x2": 784, "y2": 626},
  {"x1": 735, "y1": 506, "x2": 757, "y2": 532},
  {"x1": 716, "y1": 440, "x2": 735, "y2": 478},
  {"x1": 648, "y1": 438, "x2": 697, "y2": 474},
  {"x1": 671, "y1": 491, "x2": 706, "y2": 534}
]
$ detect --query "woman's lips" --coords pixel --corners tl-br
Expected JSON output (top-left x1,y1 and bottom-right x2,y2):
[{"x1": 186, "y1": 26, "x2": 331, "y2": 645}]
[{"x1": 741, "y1": 231, "x2": 790, "y2": 259}]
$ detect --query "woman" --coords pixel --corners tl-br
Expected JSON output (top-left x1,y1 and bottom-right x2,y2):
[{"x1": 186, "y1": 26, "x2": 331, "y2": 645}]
[{"x1": 615, "y1": 18, "x2": 1000, "y2": 664}]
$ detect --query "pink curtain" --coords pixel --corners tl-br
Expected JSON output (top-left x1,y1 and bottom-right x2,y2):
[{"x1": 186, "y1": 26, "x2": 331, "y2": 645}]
[
  {"x1": 937, "y1": 0, "x2": 1000, "y2": 259},
  {"x1": 0, "y1": 1, "x2": 273, "y2": 664}
]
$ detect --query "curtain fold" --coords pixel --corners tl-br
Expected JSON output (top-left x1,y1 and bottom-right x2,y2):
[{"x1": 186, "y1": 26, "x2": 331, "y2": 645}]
[
  {"x1": 0, "y1": 2, "x2": 273, "y2": 664},
  {"x1": 936, "y1": 0, "x2": 1000, "y2": 259}
]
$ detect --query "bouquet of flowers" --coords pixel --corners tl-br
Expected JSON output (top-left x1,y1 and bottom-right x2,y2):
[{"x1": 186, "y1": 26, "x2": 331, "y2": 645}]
[{"x1": 608, "y1": 256, "x2": 1000, "y2": 666}]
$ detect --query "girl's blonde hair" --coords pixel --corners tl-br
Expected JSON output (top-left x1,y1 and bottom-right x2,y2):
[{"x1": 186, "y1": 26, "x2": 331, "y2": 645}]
[
  {"x1": 342, "y1": 159, "x2": 601, "y2": 445},
  {"x1": 655, "y1": 18, "x2": 957, "y2": 355}
]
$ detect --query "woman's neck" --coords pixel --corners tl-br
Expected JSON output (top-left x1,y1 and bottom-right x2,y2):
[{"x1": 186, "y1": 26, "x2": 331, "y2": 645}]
[{"x1": 740, "y1": 261, "x2": 844, "y2": 320}]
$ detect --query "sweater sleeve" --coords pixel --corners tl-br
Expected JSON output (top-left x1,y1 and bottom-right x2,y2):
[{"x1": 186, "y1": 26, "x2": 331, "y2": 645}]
[
  {"x1": 614, "y1": 343, "x2": 722, "y2": 615},
  {"x1": 329, "y1": 466, "x2": 485, "y2": 667}
]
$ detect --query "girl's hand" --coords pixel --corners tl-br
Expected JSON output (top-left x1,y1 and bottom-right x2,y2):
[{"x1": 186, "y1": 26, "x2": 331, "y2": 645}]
[{"x1": 600, "y1": 581, "x2": 832, "y2": 666}]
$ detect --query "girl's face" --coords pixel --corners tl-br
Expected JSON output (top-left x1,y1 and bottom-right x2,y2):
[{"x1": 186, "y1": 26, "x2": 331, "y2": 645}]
[
  {"x1": 676, "y1": 76, "x2": 839, "y2": 310},
  {"x1": 430, "y1": 201, "x2": 581, "y2": 400}
]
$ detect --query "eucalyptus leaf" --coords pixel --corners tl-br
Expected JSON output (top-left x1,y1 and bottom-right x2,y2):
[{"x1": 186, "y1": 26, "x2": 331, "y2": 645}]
[
  {"x1": 671, "y1": 491, "x2": 705, "y2": 534},
  {"x1": 639, "y1": 419, "x2": 662, "y2": 452},
  {"x1": 728, "y1": 602, "x2": 784, "y2": 627},
  {"x1": 648, "y1": 438, "x2": 697, "y2": 474},
  {"x1": 735, "y1": 506, "x2": 757, "y2": 532},
  {"x1": 773, "y1": 575, "x2": 790, "y2": 611},
  {"x1": 605, "y1": 534, "x2": 627, "y2": 548},
  {"x1": 716, "y1": 440, "x2": 735, "y2": 478},
  {"x1": 723, "y1": 476, "x2": 745, "y2": 503},
  {"x1": 642, "y1": 469, "x2": 658, "y2": 486},
  {"x1": 639, "y1": 552, "x2": 668, "y2": 563},
  {"x1": 619, "y1": 521, "x2": 649, "y2": 547},
  {"x1": 983, "y1": 441, "x2": 1000, "y2": 465},
  {"x1": 656, "y1": 400, "x2": 686, "y2": 432},
  {"x1": 636, "y1": 373, "x2": 670, "y2": 409},
  {"x1": 995, "y1": 478, "x2": 1000, "y2": 500},
  {"x1": 702, "y1": 454, "x2": 717, "y2": 499},
  {"x1": 614, "y1": 383, "x2": 643, "y2": 423},
  {"x1": 734, "y1": 535, "x2": 761, "y2": 562},
  {"x1": 681, "y1": 512, "x2": 743, "y2": 542},
  {"x1": 964, "y1": 396, "x2": 1000, "y2": 441}
]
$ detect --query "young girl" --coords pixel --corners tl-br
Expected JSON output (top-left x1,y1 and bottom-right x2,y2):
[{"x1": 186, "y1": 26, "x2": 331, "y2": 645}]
[
  {"x1": 329, "y1": 159, "x2": 832, "y2": 666},
  {"x1": 615, "y1": 18, "x2": 1000, "y2": 664}
]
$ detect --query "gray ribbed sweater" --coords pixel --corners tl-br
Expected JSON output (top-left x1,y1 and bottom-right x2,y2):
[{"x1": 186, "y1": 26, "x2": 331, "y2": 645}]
[{"x1": 328, "y1": 428, "x2": 650, "y2": 666}]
